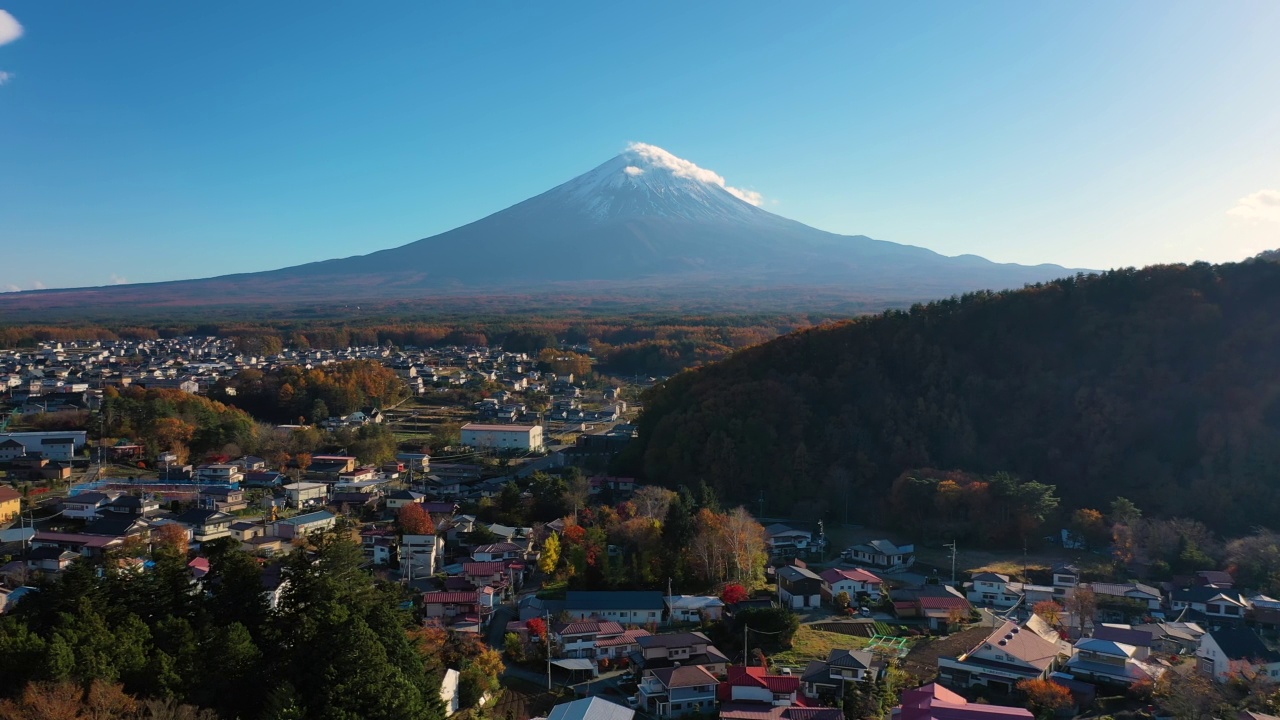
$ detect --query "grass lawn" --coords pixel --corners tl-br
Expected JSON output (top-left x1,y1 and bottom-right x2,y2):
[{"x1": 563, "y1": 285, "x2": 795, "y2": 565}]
[
  {"x1": 769, "y1": 626, "x2": 869, "y2": 668},
  {"x1": 537, "y1": 579, "x2": 569, "y2": 599}
]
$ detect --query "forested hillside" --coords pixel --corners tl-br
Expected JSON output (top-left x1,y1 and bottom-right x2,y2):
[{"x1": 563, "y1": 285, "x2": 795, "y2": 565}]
[{"x1": 626, "y1": 259, "x2": 1280, "y2": 534}]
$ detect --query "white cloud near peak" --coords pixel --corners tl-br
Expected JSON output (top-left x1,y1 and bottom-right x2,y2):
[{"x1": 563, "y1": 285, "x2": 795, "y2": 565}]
[
  {"x1": 0, "y1": 10, "x2": 23, "y2": 47},
  {"x1": 30, "y1": 280, "x2": 46, "y2": 290},
  {"x1": 623, "y1": 165, "x2": 644, "y2": 177},
  {"x1": 109, "y1": 273, "x2": 129, "y2": 285},
  {"x1": 626, "y1": 142, "x2": 764, "y2": 206},
  {"x1": 1227, "y1": 189, "x2": 1280, "y2": 224},
  {"x1": 2, "y1": 284, "x2": 19, "y2": 293}
]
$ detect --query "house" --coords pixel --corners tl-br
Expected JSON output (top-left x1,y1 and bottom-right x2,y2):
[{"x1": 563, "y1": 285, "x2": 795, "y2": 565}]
[
  {"x1": 361, "y1": 527, "x2": 397, "y2": 565},
  {"x1": 763, "y1": 524, "x2": 814, "y2": 558},
  {"x1": 82, "y1": 515, "x2": 153, "y2": 539},
  {"x1": 0, "y1": 586, "x2": 37, "y2": 614},
  {"x1": 1088, "y1": 582, "x2": 1163, "y2": 612},
  {"x1": 777, "y1": 565, "x2": 822, "y2": 609},
  {"x1": 800, "y1": 649, "x2": 883, "y2": 700},
  {"x1": 0, "y1": 486, "x2": 22, "y2": 523},
  {"x1": 666, "y1": 595, "x2": 725, "y2": 623},
  {"x1": 30, "y1": 530, "x2": 125, "y2": 557},
  {"x1": 1052, "y1": 564, "x2": 1080, "y2": 589},
  {"x1": 198, "y1": 486, "x2": 248, "y2": 513},
  {"x1": 937, "y1": 618, "x2": 1068, "y2": 694},
  {"x1": 636, "y1": 664, "x2": 719, "y2": 718},
  {"x1": 893, "y1": 584, "x2": 973, "y2": 631},
  {"x1": 633, "y1": 632, "x2": 729, "y2": 675},
  {"x1": 242, "y1": 471, "x2": 286, "y2": 489},
  {"x1": 194, "y1": 463, "x2": 243, "y2": 485},
  {"x1": 546, "y1": 696, "x2": 634, "y2": 720},
  {"x1": 423, "y1": 591, "x2": 481, "y2": 620},
  {"x1": 59, "y1": 489, "x2": 118, "y2": 517},
  {"x1": 843, "y1": 540, "x2": 914, "y2": 572},
  {"x1": 819, "y1": 567, "x2": 883, "y2": 604},
  {"x1": 1170, "y1": 586, "x2": 1251, "y2": 620},
  {"x1": 967, "y1": 572, "x2": 1023, "y2": 609},
  {"x1": 102, "y1": 494, "x2": 160, "y2": 517},
  {"x1": 894, "y1": 683, "x2": 1033, "y2": 720},
  {"x1": 566, "y1": 590, "x2": 666, "y2": 625},
  {"x1": 0, "y1": 439, "x2": 25, "y2": 462},
  {"x1": 282, "y1": 482, "x2": 328, "y2": 509},
  {"x1": 385, "y1": 489, "x2": 426, "y2": 510},
  {"x1": 472, "y1": 542, "x2": 525, "y2": 562},
  {"x1": 26, "y1": 546, "x2": 78, "y2": 574},
  {"x1": 551, "y1": 620, "x2": 627, "y2": 659},
  {"x1": 1066, "y1": 636, "x2": 1164, "y2": 686},
  {"x1": 719, "y1": 665, "x2": 801, "y2": 705},
  {"x1": 1132, "y1": 621, "x2": 1205, "y2": 655},
  {"x1": 172, "y1": 508, "x2": 234, "y2": 543},
  {"x1": 273, "y1": 510, "x2": 336, "y2": 539},
  {"x1": 1197, "y1": 627, "x2": 1280, "y2": 682},
  {"x1": 460, "y1": 423, "x2": 544, "y2": 452},
  {"x1": 596, "y1": 628, "x2": 651, "y2": 661},
  {"x1": 1091, "y1": 624, "x2": 1154, "y2": 660},
  {"x1": 402, "y1": 533, "x2": 444, "y2": 578},
  {"x1": 463, "y1": 560, "x2": 508, "y2": 591}
]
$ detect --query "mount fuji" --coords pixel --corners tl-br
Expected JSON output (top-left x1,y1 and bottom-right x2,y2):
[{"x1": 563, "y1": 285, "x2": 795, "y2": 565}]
[{"x1": 1, "y1": 143, "x2": 1080, "y2": 314}]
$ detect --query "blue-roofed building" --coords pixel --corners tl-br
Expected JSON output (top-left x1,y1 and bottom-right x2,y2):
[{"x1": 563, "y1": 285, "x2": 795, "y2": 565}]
[{"x1": 566, "y1": 590, "x2": 666, "y2": 625}]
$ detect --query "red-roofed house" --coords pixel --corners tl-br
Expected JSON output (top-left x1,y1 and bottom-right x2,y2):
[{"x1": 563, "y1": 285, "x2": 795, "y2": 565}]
[
  {"x1": 552, "y1": 620, "x2": 627, "y2": 659},
  {"x1": 895, "y1": 683, "x2": 1033, "y2": 720},
  {"x1": 597, "y1": 628, "x2": 651, "y2": 661},
  {"x1": 819, "y1": 567, "x2": 883, "y2": 604},
  {"x1": 423, "y1": 591, "x2": 481, "y2": 623},
  {"x1": 464, "y1": 560, "x2": 507, "y2": 590},
  {"x1": 720, "y1": 666, "x2": 802, "y2": 705}
]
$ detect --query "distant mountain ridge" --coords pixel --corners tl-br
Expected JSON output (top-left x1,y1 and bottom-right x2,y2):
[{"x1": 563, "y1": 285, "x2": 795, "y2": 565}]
[{"x1": 0, "y1": 143, "x2": 1082, "y2": 314}]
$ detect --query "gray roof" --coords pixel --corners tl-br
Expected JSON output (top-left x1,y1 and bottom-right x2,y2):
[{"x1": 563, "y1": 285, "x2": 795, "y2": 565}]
[{"x1": 778, "y1": 565, "x2": 822, "y2": 582}]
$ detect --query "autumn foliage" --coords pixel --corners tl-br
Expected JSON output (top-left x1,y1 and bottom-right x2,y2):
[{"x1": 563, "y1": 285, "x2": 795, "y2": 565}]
[
  {"x1": 397, "y1": 503, "x2": 436, "y2": 536},
  {"x1": 720, "y1": 583, "x2": 750, "y2": 605}
]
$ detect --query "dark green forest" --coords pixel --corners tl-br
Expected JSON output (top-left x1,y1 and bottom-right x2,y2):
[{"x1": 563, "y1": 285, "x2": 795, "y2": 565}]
[{"x1": 624, "y1": 260, "x2": 1280, "y2": 534}]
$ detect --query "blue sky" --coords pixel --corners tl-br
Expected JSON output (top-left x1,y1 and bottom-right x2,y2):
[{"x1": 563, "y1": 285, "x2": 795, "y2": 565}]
[{"x1": 2, "y1": 2, "x2": 1279, "y2": 290}]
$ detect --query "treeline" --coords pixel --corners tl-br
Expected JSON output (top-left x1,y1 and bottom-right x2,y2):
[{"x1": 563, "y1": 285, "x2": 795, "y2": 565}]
[
  {"x1": 625, "y1": 260, "x2": 1280, "y2": 535},
  {"x1": 0, "y1": 532, "x2": 465, "y2": 720},
  {"x1": 104, "y1": 387, "x2": 258, "y2": 464},
  {"x1": 102, "y1": 385, "x2": 401, "y2": 466},
  {"x1": 0, "y1": 314, "x2": 828, "y2": 375},
  {"x1": 209, "y1": 360, "x2": 408, "y2": 424},
  {"x1": 481, "y1": 473, "x2": 766, "y2": 592}
]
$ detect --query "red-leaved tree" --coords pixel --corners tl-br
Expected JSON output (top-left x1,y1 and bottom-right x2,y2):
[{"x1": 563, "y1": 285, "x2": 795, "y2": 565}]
[
  {"x1": 721, "y1": 583, "x2": 750, "y2": 605},
  {"x1": 398, "y1": 503, "x2": 436, "y2": 535}
]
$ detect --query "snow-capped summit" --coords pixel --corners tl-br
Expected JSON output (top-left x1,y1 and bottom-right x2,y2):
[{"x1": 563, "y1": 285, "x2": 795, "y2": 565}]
[{"x1": 525, "y1": 143, "x2": 765, "y2": 224}]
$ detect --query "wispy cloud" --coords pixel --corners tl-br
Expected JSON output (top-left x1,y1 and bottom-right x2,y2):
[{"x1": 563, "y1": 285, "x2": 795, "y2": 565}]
[
  {"x1": 623, "y1": 165, "x2": 644, "y2": 177},
  {"x1": 0, "y1": 10, "x2": 21, "y2": 47},
  {"x1": 0, "y1": 71, "x2": 12, "y2": 86},
  {"x1": 30, "y1": 280, "x2": 46, "y2": 290},
  {"x1": 626, "y1": 142, "x2": 764, "y2": 206},
  {"x1": 1227, "y1": 189, "x2": 1280, "y2": 224},
  {"x1": 2, "y1": 284, "x2": 19, "y2": 293},
  {"x1": 109, "y1": 273, "x2": 129, "y2": 285}
]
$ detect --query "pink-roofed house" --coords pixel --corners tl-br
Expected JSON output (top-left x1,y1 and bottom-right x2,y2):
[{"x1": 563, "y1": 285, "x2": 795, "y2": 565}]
[
  {"x1": 895, "y1": 683, "x2": 1033, "y2": 720},
  {"x1": 819, "y1": 567, "x2": 884, "y2": 605}
]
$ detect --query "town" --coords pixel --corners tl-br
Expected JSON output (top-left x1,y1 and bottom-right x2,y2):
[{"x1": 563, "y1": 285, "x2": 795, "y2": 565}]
[{"x1": 0, "y1": 336, "x2": 1278, "y2": 720}]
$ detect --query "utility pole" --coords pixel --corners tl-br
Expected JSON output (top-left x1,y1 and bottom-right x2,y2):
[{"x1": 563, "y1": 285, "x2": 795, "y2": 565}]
[
  {"x1": 944, "y1": 541, "x2": 957, "y2": 586},
  {"x1": 546, "y1": 608, "x2": 553, "y2": 690},
  {"x1": 743, "y1": 623, "x2": 749, "y2": 667}
]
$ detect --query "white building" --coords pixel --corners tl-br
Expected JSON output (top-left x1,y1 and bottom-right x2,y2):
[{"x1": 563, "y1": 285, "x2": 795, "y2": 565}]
[
  {"x1": 195, "y1": 463, "x2": 243, "y2": 485},
  {"x1": 460, "y1": 423, "x2": 544, "y2": 452},
  {"x1": 282, "y1": 482, "x2": 328, "y2": 509}
]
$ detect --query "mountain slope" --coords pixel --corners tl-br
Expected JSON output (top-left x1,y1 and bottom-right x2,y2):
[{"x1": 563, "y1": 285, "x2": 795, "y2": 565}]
[
  {"x1": 0, "y1": 144, "x2": 1078, "y2": 313},
  {"x1": 624, "y1": 260, "x2": 1280, "y2": 533}
]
